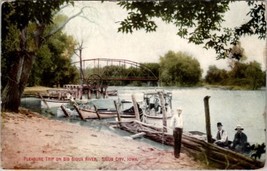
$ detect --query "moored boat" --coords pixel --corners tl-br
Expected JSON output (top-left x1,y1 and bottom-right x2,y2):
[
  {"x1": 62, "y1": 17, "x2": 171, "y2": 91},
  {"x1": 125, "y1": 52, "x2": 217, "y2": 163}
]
[
  {"x1": 41, "y1": 98, "x2": 70, "y2": 108},
  {"x1": 142, "y1": 91, "x2": 173, "y2": 129},
  {"x1": 39, "y1": 89, "x2": 74, "y2": 108},
  {"x1": 57, "y1": 98, "x2": 139, "y2": 120},
  {"x1": 106, "y1": 90, "x2": 118, "y2": 96}
]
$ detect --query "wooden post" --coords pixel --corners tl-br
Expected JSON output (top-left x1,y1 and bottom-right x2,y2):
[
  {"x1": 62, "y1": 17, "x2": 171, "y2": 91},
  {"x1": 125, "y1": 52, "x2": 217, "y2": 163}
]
[
  {"x1": 204, "y1": 96, "x2": 212, "y2": 143},
  {"x1": 93, "y1": 105, "x2": 101, "y2": 120},
  {"x1": 103, "y1": 87, "x2": 107, "y2": 98},
  {"x1": 78, "y1": 87, "x2": 82, "y2": 100},
  {"x1": 38, "y1": 93, "x2": 50, "y2": 109},
  {"x1": 131, "y1": 94, "x2": 140, "y2": 121},
  {"x1": 114, "y1": 101, "x2": 121, "y2": 125},
  {"x1": 73, "y1": 104, "x2": 86, "y2": 121},
  {"x1": 96, "y1": 89, "x2": 100, "y2": 99},
  {"x1": 173, "y1": 127, "x2": 183, "y2": 158},
  {"x1": 75, "y1": 88, "x2": 78, "y2": 99},
  {"x1": 58, "y1": 91, "x2": 61, "y2": 100},
  {"x1": 60, "y1": 105, "x2": 70, "y2": 117},
  {"x1": 88, "y1": 90, "x2": 91, "y2": 99},
  {"x1": 159, "y1": 92, "x2": 167, "y2": 132}
]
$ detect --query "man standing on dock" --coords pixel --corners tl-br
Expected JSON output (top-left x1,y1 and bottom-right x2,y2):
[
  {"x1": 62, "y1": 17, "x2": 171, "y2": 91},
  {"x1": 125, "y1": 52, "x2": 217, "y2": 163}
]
[{"x1": 171, "y1": 107, "x2": 183, "y2": 158}]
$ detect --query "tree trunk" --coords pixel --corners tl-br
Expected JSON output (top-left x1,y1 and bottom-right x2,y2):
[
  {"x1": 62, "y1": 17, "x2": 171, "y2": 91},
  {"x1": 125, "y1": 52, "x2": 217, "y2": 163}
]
[{"x1": 1, "y1": 51, "x2": 34, "y2": 112}]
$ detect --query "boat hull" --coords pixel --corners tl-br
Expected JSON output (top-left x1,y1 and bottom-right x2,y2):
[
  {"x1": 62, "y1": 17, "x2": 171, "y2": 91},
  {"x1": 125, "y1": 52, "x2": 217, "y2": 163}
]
[
  {"x1": 80, "y1": 109, "x2": 117, "y2": 119},
  {"x1": 142, "y1": 113, "x2": 173, "y2": 131},
  {"x1": 41, "y1": 99, "x2": 69, "y2": 108}
]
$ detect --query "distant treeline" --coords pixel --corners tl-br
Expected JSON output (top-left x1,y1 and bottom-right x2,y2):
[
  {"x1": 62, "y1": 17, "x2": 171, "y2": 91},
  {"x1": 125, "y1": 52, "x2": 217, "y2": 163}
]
[
  {"x1": 25, "y1": 51, "x2": 267, "y2": 90},
  {"x1": 82, "y1": 50, "x2": 266, "y2": 90}
]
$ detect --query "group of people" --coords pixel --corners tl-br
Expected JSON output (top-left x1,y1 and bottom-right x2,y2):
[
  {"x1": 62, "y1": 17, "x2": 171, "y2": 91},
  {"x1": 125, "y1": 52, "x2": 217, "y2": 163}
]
[
  {"x1": 170, "y1": 108, "x2": 249, "y2": 155},
  {"x1": 214, "y1": 122, "x2": 248, "y2": 153}
]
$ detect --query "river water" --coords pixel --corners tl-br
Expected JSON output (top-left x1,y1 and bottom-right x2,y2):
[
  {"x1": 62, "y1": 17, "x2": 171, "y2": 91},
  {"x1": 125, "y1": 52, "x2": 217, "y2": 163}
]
[
  {"x1": 21, "y1": 86, "x2": 266, "y2": 145},
  {"x1": 109, "y1": 86, "x2": 266, "y2": 145}
]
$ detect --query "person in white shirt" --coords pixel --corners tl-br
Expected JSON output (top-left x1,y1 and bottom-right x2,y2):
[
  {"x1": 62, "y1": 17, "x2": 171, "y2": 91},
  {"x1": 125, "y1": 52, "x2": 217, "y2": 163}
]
[
  {"x1": 214, "y1": 122, "x2": 228, "y2": 147},
  {"x1": 171, "y1": 107, "x2": 183, "y2": 129},
  {"x1": 171, "y1": 107, "x2": 183, "y2": 158}
]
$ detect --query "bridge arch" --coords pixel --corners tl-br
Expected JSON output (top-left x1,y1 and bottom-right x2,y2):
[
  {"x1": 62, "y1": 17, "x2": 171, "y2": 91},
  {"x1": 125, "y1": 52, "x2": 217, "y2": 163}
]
[{"x1": 72, "y1": 58, "x2": 159, "y2": 85}]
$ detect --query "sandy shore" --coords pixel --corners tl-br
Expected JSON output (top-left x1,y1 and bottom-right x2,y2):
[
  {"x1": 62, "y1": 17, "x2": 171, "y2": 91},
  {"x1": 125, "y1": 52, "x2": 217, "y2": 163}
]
[{"x1": 1, "y1": 108, "x2": 209, "y2": 170}]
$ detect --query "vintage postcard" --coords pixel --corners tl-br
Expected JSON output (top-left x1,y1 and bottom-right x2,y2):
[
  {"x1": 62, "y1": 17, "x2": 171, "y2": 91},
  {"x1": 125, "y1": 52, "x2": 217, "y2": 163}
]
[{"x1": 1, "y1": 0, "x2": 266, "y2": 170}]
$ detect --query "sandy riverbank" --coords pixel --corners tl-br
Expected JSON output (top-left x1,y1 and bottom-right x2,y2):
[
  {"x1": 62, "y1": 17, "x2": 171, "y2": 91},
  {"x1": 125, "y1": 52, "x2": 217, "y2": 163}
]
[{"x1": 1, "y1": 108, "x2": 210, "y2": 170}]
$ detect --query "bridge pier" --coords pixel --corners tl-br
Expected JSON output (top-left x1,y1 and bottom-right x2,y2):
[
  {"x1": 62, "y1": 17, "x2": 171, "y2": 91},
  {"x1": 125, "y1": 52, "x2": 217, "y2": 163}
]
[{"x1": 63, "y1": 84, "x2": 109, "y2": 100}]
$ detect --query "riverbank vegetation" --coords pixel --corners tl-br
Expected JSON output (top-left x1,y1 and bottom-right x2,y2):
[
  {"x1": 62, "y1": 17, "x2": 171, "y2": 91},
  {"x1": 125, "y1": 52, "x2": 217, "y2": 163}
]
[
  {"x1": 205, "y1": 61, "x2": 265, "y2": 90},
  {"x1": 80, "y1": 50, "x2": 265, "y2": 90}
]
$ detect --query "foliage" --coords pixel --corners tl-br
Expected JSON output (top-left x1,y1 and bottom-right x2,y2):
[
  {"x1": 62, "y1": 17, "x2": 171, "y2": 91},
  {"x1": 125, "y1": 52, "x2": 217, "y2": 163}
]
[
  {"x1": 205, "y1": 61, "x2": 265, "y2": 89},
  {"x1": 229, "y1": 61, "x2": 265, "y2": 89},
  {"x1": 82, "y1": 62, "x2": 160, "y2": 86},
  {"x1": 34, "y1": 39, "x2": 79, "y2": 87},
  {"x1": 159, "y1": 51, "x2": 202, "y2": 86},
  {"x1": 205, "y1": 65, "x2": 228, "y2": 84},
  {"x1": 2, "y1": 13, "x2": 79, "y2": 88},
  {"x1": 1, "y1": 0, "x2": 73, "y2": 112},
  {"x1": 117, "y1": 1, "x2": 266, "y2": 59}
]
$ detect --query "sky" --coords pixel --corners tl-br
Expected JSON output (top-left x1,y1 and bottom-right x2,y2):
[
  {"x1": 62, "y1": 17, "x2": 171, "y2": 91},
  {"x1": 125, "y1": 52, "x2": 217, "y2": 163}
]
[{"x1": 61, "y1": 1, "x2": 266, "y2": 76}]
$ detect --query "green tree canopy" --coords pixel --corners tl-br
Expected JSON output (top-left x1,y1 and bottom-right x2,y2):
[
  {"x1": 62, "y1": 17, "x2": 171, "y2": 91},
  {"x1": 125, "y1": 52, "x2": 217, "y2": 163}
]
[
  {"x1": 159, "y1": 51, "x2": 202, "y2": 86},
  {"x1": 27, "y1": 15, "x2": 79, "y2": 87},
  {"x1": 205, "y1": 60, "x2": 265, "y2": 89},
  {"x1": 205, "y1": 65, "x2": 228, "y2": 84},
  {"x1": 228, "y1": 60, "x2": 265, "y2": 89},
  {"x1": 1, "y1": 0, "x2": 73, "y2": 112}
]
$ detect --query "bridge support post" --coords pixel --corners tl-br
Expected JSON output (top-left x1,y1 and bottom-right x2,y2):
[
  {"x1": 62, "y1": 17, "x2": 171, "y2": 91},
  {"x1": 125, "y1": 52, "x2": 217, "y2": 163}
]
[{"x1": 88, "y1": 90, "x2": 91, "y2": 99}]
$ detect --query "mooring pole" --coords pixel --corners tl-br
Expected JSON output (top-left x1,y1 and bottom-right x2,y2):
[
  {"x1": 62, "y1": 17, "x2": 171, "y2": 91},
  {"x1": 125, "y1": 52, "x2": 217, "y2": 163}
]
[
  {"x1": 114, "y1": 101, "x2": 121, "y2": 127},
  {"x1": 61, "y1": 105, "x2": 70, "y2": 117},
  {"x1": 38, "y1": 93, "x2": 50, "y2": 109},
  {"x1": 131, "y1": 94, "x2": 140, "y2": 121},
  {"x1": 93, "y1": 105, "x2": 101, "y2": 120},
  {"x1": 159, "y1": 92, "x2": 167, "y2": 132},
  {"x1": 73, "y1": 104, "x2": 86, "y2": 121},
  {"x1": 204, "y1": 96, "x2": 212, "y2": 143}
]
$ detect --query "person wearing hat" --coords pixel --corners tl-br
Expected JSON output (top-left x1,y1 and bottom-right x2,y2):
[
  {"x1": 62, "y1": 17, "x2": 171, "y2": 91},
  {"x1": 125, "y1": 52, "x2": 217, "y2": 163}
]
[
  {"x1": 232, "y1": 125, "x2": 247, "y2": 153},
  {"x1": 214, "y1": 122, "x2": 228, "y2": 147},
  {"x1": 171, "y1": 107, "x2": 183, "y2": 158}
]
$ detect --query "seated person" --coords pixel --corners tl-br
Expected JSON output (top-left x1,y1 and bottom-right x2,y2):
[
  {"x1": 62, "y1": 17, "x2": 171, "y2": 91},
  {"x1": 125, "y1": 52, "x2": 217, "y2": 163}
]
[
  {"x1": 231, "y1": 125, "x2": 247, "y2": 153},
  {"x1": 214, "y1": 122, "x2": 228, "y2": 147}
]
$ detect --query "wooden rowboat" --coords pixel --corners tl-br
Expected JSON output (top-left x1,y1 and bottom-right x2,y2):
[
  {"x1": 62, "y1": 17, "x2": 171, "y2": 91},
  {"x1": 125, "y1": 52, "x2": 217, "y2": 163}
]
[{"x1": 79, "y1": 108, "x2": 117, "y2": 119}]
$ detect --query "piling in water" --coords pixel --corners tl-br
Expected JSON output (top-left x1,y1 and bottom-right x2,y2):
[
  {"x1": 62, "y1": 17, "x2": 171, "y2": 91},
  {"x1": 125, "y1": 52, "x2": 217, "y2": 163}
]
[{"x1": 204, "y1": 96, "x2": 212, "y2": 143}]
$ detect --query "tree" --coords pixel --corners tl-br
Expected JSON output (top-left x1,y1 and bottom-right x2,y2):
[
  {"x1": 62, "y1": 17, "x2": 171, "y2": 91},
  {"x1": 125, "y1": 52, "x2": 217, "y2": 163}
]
[
  {"x1": 206, "y1": 60, "x2": 265, "y2": 89},
  {"x1": 159, "y1": 51, "x2": 202, "y2": 86},
  {"x1": 27, "y1": 15, "x2": 79, "y2": 87},
  {"x1": 205, "y1": 65, "x2": 228, "y2": 84},
  {"x1": 245, "y1": 61, "x2": 265, "y2": 89},
  {"x1": 1, "y1": 0, "x2": 76, "y2": 112},
  {"x1": 117, "y1": 1, "x2": 265, "y2": 59}
]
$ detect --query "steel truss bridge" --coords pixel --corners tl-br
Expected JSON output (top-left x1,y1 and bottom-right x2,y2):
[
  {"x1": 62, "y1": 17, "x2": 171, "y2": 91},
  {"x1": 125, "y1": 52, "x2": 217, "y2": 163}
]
[{"x1": 72, "y1": 58, "x2": 159, "y2": 87}]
